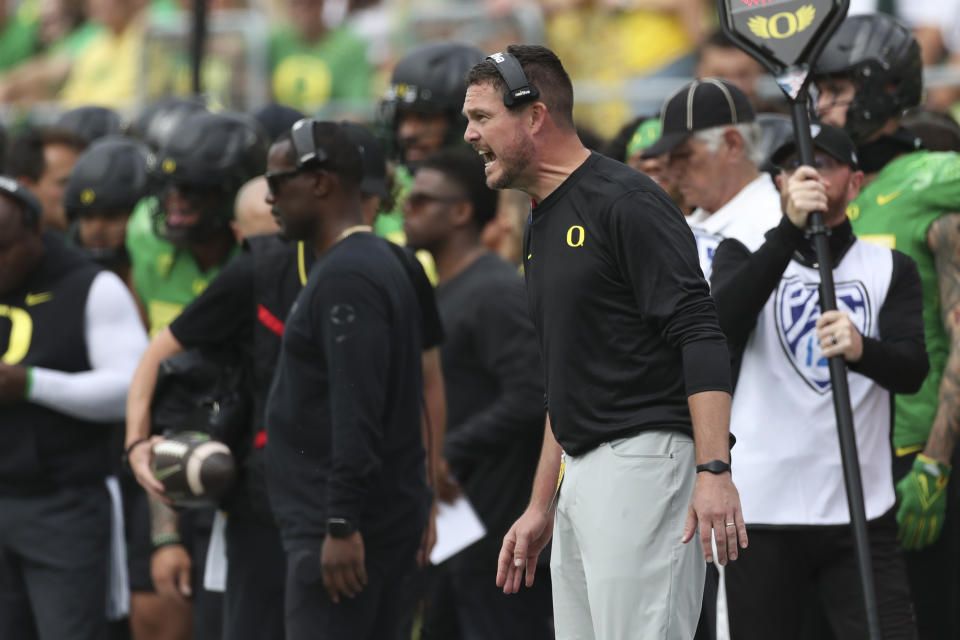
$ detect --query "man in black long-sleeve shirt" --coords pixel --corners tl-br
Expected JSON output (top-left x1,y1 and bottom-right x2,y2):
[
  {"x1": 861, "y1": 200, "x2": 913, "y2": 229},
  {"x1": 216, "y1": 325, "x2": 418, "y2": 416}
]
[
  {"x1": 263, "y1": 120, "x2": 430, "y2": 639},
  {"x1": 711, "y1": 123, "x2": 926, "y2": 639},
  {"x1": 404, "y1": 147, "x2": 552, "y2": 638},
  {"x1": 464, "y1": 45, "x2": 747, "y2": 639}
]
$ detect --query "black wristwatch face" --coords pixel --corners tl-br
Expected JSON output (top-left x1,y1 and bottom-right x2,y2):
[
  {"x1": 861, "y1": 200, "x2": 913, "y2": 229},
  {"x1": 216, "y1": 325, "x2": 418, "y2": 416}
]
[
  {"x1": 326, "y1": 518, "x2": 356, "y2": 538},
  {"x1": 696, "y1": 460, "x2": 731, "y2": 474}
]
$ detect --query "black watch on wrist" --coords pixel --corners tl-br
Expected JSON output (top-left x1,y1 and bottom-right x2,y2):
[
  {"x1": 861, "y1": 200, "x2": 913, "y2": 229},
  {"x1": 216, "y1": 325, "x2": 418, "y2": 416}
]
[
  {"x1": 696, "y1": 459, "x2": 731, "y2": 474},
  {"x1": 326, "y1": 517, "x2": 357, "y2": 538}
]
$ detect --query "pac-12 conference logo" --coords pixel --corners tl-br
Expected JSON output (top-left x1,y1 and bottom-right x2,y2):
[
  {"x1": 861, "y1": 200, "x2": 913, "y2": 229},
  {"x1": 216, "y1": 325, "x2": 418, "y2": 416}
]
[{"x1": 774, "y1": 278, "x2": 870, "y2": 393}]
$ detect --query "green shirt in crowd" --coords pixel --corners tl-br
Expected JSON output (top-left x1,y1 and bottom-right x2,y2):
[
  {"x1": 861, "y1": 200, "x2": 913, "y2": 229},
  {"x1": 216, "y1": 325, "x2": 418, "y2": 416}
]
[
  {"x1": 0, "y1": 0, "x2": 38, "y2": 73},
  {"x1": 268, "y1": 25, "x2": 371, "y2": 114}
]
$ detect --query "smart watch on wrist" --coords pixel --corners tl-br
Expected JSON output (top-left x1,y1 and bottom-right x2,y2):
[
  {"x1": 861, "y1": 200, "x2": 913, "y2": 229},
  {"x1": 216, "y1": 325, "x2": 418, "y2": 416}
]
[
  {"x1": 326, "y1": 517, "x2": 357, "y2": 538},
  {"x1": 696, "y1": 459, "x2": 731, "y2": 474}
]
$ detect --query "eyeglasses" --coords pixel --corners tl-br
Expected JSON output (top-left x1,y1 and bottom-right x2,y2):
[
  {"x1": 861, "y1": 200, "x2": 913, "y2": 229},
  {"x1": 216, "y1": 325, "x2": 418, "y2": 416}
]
[
  {"x1": 265, "y1": 167, "x2": 307, "y2": 195},
  {"x1": 404, "y1": 193, "x2": 465, "y2": 209},
  {"x1": 779, "y1": 153, "x2": 844, "y2": 174}
]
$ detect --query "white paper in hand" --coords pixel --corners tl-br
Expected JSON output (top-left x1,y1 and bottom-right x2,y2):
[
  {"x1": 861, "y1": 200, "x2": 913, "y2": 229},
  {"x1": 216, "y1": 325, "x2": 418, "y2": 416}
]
[
  {"x1": 203, "y1": 510, "x2": 228, "y2": 592},
  {"x1": 430, "y1": 496, "x2": 487, "y2": 565}
]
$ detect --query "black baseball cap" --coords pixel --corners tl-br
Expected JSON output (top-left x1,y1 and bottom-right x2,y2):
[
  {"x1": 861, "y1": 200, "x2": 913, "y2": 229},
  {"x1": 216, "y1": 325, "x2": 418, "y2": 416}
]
[
  {"x1": 340, "y1": 121, "x2": 389, "y2": 199},
  {"x1": 771, "y1": 122, "x2": 859, "y2": 170},
  {"x1": 0, "y1": 175, "x2": 42, "y2": 226},
  {"x1": 253, "y1": 103, "x2": 305, "y2": 143},
  {"x1": 642, "y1": 78, "x2": 755, "y2": 158}
]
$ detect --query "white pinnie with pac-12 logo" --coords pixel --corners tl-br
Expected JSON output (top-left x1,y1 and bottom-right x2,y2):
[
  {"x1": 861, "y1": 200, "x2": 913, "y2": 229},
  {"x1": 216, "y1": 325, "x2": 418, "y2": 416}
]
[{"x1": 730, "y1": 239, "x2": 895, "y2": 526}]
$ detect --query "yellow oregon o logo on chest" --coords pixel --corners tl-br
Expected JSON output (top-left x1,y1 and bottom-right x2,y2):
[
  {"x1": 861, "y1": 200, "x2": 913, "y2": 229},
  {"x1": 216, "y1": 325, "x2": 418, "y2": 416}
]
[
  {"x1": 0, "y1": 305, "x2": 33, "y2": 365},
  {"x1": 566, "y1": 225, "x2": 585, "y2": 247}
]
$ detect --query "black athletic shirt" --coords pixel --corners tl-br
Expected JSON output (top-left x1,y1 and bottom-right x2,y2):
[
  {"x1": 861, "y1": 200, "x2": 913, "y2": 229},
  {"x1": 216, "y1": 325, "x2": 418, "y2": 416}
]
[
  {"x1": 170, "y1": 237, "x2": 443, "y2": 352},
  {"x1": 436, "y1": 252, "x2": 544, "y2": 568},
  {"x1": 522, "y1": 152, "x2": 731, "y2": 456},
  {"x1": 264, "y1": 232, "x2": 429, "y2": 548}
]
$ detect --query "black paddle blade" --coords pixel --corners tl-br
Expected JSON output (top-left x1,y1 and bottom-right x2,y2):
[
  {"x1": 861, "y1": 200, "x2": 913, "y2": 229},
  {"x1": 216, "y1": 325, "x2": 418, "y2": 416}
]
[{"x1": 718, "y1": 0, "x2": 849, "y2": 99}]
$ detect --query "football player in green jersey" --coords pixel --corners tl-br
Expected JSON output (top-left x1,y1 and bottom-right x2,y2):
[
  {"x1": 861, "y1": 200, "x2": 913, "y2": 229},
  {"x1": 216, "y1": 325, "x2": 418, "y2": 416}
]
[
  {"x1": 377, "y1": 42, "x2": 484, "y2": 243},
  {"x1": 815, "y1": 13, "x2": 960, "y2": 639},
  {"x1": 125, "y1": 108, "x2": 267, "y2": 640}
]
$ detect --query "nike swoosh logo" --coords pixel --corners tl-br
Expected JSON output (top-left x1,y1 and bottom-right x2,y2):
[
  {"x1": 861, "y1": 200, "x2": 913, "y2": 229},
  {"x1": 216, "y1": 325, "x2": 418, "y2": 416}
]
[
  {"x1": 876, "y1": 190, "x2": 902, "y2": 206},
  {"x1": 25, "y1": 292, "x2": 52, "y2": 306}
]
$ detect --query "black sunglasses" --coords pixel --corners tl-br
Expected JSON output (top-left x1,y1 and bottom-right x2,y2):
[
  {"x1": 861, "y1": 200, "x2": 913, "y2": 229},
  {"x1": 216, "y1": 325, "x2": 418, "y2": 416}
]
[{"x1": 265, "y1": 167, "x2": 309, "y2": 195}]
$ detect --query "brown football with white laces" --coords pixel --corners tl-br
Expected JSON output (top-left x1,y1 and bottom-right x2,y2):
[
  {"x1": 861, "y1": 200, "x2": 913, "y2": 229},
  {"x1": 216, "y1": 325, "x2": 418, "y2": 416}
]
[{"x1": 151, "y1": 431, "x2": 236, "y2": 508}]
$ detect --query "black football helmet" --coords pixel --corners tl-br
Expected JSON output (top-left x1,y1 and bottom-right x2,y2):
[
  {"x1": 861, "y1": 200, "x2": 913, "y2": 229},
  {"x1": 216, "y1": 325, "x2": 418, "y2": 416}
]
[
  {"x1": 380, "y1": 42, "x2": 484, "y2": 160},
  {"x1": 152, "y1": 111, "x2": 268, "y2": 244},
  {"x1": 814, "y1": 14, "x2": 922, "y2": 144},
  {"x1": 56, "y1": 106, "x2": 126, "y2": 144}
]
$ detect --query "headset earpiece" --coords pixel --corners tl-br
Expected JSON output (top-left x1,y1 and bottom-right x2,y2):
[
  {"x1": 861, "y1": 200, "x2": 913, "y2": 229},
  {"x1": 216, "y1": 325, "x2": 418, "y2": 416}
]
[
  {"x1": 291, "y1": 118, "x2": 328, "y2": 168},
  {"x1": 486, "y1": 52, "x2": 540, "y2": 108}
]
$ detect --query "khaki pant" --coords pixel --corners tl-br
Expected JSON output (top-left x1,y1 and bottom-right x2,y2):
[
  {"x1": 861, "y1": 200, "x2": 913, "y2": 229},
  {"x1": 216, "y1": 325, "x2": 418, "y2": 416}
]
[{"x1": 551, "y1": 430, "x2": 704, "y2": 640}]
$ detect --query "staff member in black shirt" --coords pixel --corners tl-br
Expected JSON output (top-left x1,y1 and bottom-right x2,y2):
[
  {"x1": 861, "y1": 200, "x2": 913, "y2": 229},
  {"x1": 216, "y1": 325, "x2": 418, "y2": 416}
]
[
  {"x1": 464, "y1": 45, "x2": 747, "y2": 639},
  {"x1": 263, "y1": 120, "x2": 430, "y2": 639},
  {"x1": 124, "y1": 121, "x2": 444, "y2": 640},
  {"x1": 404, "y1": 147, "x2": 552, "y2": 638}
]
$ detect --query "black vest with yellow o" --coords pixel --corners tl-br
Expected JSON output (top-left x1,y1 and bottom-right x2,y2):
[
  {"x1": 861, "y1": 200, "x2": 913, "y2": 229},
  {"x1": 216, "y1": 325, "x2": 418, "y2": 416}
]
[{"x1": 0, "y1": 233, "x2": 110, "y2": 493}]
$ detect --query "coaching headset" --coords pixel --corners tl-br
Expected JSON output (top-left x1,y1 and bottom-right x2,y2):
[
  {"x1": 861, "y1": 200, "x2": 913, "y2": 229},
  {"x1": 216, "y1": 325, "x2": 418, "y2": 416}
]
[
  {"x1": 290, "y1": 118, "x2": 329, "y2": 169},
  {"x1": 486, "y1": 51, "x2": 540, "y2": 108}
]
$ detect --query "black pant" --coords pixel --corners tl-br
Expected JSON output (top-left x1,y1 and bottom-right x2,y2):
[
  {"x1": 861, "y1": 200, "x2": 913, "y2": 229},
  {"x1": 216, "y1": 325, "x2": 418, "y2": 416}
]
[
  {"x1": 894, "y1": 451, "x2": 960, "y2": 640},
  {"x1": 420, "y1": 562, "x2": 554, "y2": 640},
  {"x1": 284, "y1": 532, "x2": 420, "y2": 640},
  {"x1": 694, "y1": 563, "x2": 718, "y2": 640},
  {"x1": 223, "y1": 516, "x2": 285, "y2": 640},
  {"x1": 725, "y1": 510, "x2": 916, "y2": 640},
  {"x1": 0, "y1": 485, "x2": 111, "y2": 640},
  {"x1": 124, "y1": 486, "x2": 222, "y2": 639}
]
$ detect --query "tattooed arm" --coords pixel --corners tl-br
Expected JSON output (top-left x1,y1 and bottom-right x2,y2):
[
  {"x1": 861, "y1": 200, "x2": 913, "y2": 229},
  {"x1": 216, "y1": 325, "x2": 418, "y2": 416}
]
[
  {"x1": 149, "y1": 496, "x2": 193, "y2": 601},
  {"x1": 895, "y1": 214, "x2": 960, "y2": 549},
  {"x1": 923, "y1": 213, "x2": 960, "y2": 464}
]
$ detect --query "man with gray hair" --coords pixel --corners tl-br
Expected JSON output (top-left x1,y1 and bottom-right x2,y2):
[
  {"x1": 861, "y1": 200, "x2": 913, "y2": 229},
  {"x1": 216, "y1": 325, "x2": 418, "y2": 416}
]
[{"x1": 645, "y1": 78, "x2": 781, "y2": 281}]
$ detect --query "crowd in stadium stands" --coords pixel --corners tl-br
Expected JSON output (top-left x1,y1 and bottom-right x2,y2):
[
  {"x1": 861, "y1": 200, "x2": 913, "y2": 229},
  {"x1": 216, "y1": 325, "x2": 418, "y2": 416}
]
[{"x1": 5, "y1": 0, "x2": 960, "y2": 639}]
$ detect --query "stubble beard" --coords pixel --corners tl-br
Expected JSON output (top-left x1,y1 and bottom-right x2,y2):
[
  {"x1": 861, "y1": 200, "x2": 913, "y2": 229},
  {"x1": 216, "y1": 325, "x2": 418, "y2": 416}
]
[{"x1": 489, "y1": 135, "x2": 535, "y2": 191}]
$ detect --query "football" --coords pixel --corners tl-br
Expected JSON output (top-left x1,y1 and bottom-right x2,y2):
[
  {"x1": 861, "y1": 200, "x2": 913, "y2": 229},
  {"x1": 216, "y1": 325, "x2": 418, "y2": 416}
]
[{"x1": 151, "y1": 431, "x2": 236, "y2": 508}]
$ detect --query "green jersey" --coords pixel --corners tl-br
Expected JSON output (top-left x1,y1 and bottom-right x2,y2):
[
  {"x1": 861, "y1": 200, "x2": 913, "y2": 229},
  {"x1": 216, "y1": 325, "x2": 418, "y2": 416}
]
[
  {"x1": 849, "y1": 150, "x2": 960, "y2": 451},
  {"x1": 126, "y1": 201, "x2": 238, "y2": 337},
  {"x1": 374, "y1": 163, "x2": 412, "y2": 242},
  {"x1": 268, "y1": 25, "x2": 371, "y2": 113}
]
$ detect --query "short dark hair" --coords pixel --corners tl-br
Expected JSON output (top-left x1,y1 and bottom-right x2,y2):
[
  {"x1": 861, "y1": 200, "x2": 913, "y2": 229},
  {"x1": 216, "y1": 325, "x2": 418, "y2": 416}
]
[
  {"x1": 418, "y1": 147, "x2": 498, "y2": 230},
  {"x1": 8, "y1": 126, "x2": 87, "y2": 182},
  {"x1": 466, "y1": 44, "x2": 575, "y2": 130},
  {"x1": 273, "y1": 121, "x2": 364, "y2": 189}
]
